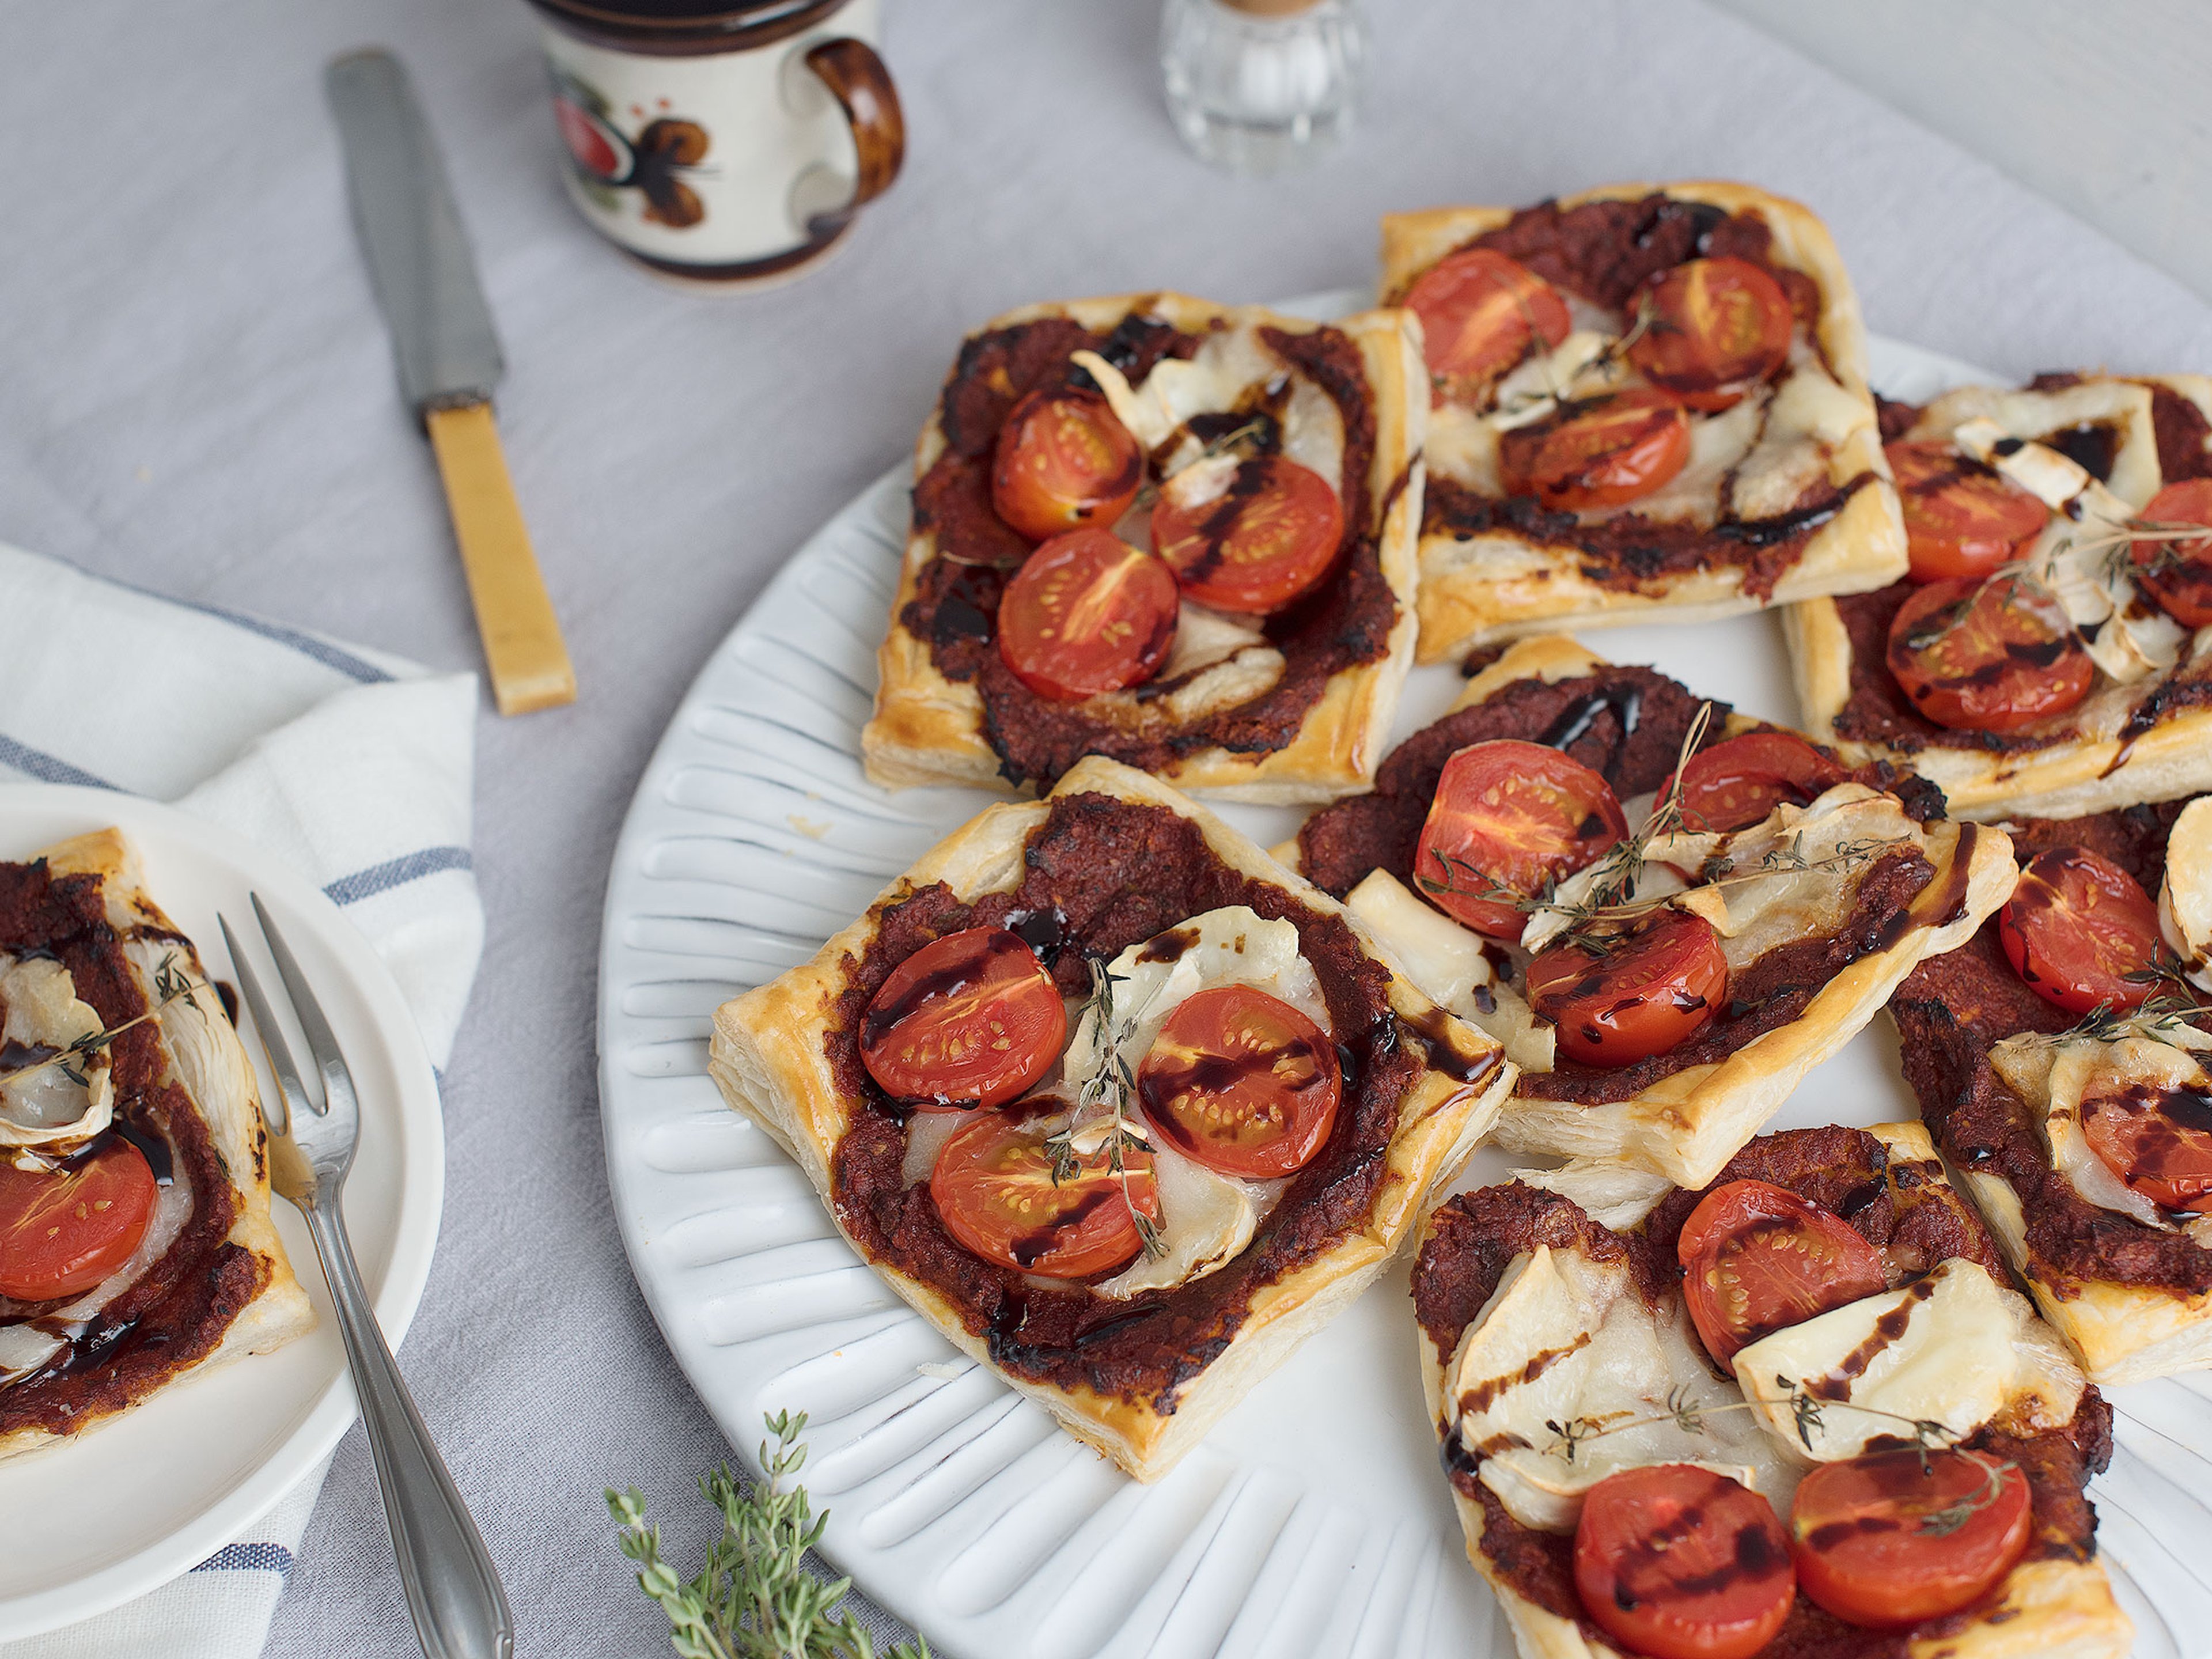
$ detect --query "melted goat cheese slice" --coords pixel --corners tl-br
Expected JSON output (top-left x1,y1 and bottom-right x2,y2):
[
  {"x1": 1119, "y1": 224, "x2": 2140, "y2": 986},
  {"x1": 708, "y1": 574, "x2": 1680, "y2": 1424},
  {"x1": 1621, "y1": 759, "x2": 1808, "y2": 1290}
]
[
  {"x1": 1343, "y1": 869, "x2": 1554, "y2": 1072},
  {"x1": 0, "y1": 955, "x2": 114, "y2": 1148},
  {"x1": 1058, "y1": 906, "x2": 1325, "y2": 1300},
  {"x1": 1732, "y1": 1259, "x2": 2084, "y2": 1461},
  {"x1": 1990, "y1": 1029, "x2": 2212, "y2": 1243},
  {"x1": 2159, "y1": 797, "x2": 2212, "y2": 993},
  {"x1": 1446, "y1": 1244, "x2": 1801, "y2": 1532}
]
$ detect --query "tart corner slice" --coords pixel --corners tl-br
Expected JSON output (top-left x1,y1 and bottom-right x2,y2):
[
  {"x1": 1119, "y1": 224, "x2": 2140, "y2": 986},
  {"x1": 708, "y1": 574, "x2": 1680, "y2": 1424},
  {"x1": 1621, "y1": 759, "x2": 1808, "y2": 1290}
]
[
  {"x1": 710, "y1": 755, "x2": 1513, "y2": 1482},
  {"x1": 862, "y1": 291, "x2": 1428, "y2": 805}
]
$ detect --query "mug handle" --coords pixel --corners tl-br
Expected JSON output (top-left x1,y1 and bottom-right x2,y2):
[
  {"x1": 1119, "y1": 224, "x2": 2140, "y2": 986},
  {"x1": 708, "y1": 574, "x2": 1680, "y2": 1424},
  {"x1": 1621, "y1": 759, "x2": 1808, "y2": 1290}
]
[{"x1": 801, "y1": 38, "x2": 906, "y2": 238}]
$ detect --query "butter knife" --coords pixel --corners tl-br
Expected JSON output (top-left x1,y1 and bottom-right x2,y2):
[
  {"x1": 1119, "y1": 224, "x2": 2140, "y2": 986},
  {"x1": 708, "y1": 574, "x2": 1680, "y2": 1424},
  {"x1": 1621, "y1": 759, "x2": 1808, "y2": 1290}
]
[{"x1": 327, "y1": 49, "x2": 577, "y2": 717}]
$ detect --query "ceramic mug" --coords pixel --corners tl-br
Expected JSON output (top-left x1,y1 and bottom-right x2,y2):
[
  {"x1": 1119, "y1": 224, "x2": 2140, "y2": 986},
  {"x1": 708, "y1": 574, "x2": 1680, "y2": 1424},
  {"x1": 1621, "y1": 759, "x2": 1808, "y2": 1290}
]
[{"x1": 525, "y1": 0, "x2": 904, "y2": 285}]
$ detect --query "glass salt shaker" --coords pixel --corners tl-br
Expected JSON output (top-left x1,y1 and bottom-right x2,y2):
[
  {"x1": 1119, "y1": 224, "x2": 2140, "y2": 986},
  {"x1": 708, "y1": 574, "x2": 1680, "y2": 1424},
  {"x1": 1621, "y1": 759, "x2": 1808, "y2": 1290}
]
[{"x1": 1160, "y1": 0, "x2": 1368, "y2": 176}]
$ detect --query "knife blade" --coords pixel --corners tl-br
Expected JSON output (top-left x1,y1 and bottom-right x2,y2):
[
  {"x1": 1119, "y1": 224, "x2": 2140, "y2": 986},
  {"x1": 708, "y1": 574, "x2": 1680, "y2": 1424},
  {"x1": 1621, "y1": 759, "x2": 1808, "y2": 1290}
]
[{"x1": 327, "y1": 49, "x2": 577, "y2": 715}]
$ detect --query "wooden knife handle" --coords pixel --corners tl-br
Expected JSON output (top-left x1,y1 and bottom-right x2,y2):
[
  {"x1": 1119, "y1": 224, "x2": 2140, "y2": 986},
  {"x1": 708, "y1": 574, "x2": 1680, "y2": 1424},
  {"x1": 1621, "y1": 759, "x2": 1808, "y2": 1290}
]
[{"x1": 425, "y1": 400, "x2": 577, "y2": 715}]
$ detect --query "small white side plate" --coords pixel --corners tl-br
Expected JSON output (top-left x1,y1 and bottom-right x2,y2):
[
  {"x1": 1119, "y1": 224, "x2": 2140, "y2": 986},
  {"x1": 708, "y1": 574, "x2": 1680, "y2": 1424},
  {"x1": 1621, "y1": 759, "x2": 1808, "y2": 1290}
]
[{"x1": 0, "y1": 786, "x2": 445, "y2": 1639}]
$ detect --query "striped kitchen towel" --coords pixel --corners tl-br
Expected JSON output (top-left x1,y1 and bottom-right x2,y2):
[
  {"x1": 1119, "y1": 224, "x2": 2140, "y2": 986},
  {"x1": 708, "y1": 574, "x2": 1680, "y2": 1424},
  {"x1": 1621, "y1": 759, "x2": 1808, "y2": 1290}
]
[{"x1": 0, "y1": 541, "x2": 483, "y2": 1657}]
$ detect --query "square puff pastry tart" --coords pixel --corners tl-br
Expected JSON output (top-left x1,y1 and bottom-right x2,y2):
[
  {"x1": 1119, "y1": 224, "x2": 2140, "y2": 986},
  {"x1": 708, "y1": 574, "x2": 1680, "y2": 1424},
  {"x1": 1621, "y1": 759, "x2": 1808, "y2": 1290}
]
[
  {"x1": 862, "y1": 291, "x2": 1426, "y2": 805},
  {"x1": 709, "y1": 756, "x2": 1514, "y2": 1481},
  {"x1": 1410, "y1": 1123, "x2": 2132, "y2": 1659},
  {"x1": 2, "y1": 830, "x2": 313, "y2": 1460},
  {"x1": 1283, "y1": 635, "x2": 2016, "y2": 1188},
  {"x1": 1787, "y1": 373, "x2": 2212, "y2": 820},
  {"x1": 1379, "y1": 180, "x2": 1906, "y2": 661},
  {"x1": 1892, "y1": 794, "x2": 2212, "y2": 1385}
]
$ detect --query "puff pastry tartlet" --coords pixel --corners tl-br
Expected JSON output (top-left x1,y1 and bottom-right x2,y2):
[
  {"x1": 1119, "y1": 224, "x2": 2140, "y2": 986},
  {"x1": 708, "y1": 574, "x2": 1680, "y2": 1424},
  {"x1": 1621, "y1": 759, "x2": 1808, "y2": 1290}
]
[
  {"x1": 1380, "y1": 181, "x2": 1905, "y2": 660},
  {"x1": 862, "y1": 291, "x2": 1426, "y2": 804},
  {"x1": 1412, "y1": 1124, "x2": 2131, "y2": 1659},
  {"x1": 709, "y1": 757, "x2": 1513, "y2": 1480},
  {"x1": 1787, "y1": 372, "x2": 2212, "y2": 820},
  {"x1": 1892, "y1": 793, "x2": 2212, "y2": 1384},
  {"x1": 1283, "y1": 637, "x2": 2013, "y2": 1187},
  {"x1": 1, "y1": 830, "x2": 313, "y2": 1460}
]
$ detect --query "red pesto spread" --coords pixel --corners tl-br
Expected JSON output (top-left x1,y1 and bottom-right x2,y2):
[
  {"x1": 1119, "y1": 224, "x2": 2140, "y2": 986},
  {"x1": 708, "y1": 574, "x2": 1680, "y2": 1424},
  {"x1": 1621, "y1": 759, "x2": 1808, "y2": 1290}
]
[
  {"x1": 1415, "y1": 195, "x2": 1866, "y2": 604},
  {"x1": 1412, "y1": 1133, "x2": 2111, "y2": 1659},
  {"x1": 0, "y1": 859, "x2": 259, "y2": 1439},
  {"x1": 900, "y1": 309, "x2": 1397, "y2": 790},
  {"x1": 823, "y1": 794, "x2": 1498, "y2": 1408},
  {"x1": 1836, "y1": 387, "x2": 2212, "y2": 755},
  {"x1": 1894, "y1": 800, "x2": 2212, "y2": 1294},
  {"x1": 1295, "y1": 664, "x2": 1950, "y2": 1104}
]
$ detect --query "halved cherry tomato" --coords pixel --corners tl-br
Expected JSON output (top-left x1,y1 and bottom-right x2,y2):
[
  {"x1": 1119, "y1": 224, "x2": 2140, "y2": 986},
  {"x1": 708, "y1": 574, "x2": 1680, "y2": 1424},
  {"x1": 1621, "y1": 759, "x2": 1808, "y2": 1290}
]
[
  {"x1": 0, "y1": 1136, "x2": 158, "y2": 1301},
  {"x1": 1401, "y1": 248, "x2": 1571, "y2": 395},
  {"x1": 2080, "y1": 1078, "x2": 2212, "y2": 1211},
  {"x1": 1627, "y1": 257, "x2": 1793, "y2": 411},
  {"x1": 1791, "y1": 1449, "x2": 2032, "y2": 1630},
  {"x1": 1498, "y1": 387, "x2": 1692, "y2": 510},
  {"x1": 1886, "y1": 441, "x2": 2051, "y2": 583},
  {"x1": 1574, "y1": 1464, "x2": 1796, "y2": 1659},
  {"x1": 1885, "y1": 574, "x2": 2093, "y2": 733},
  {"x1": 996, "y1": 529, "x2": 1179, "y2": 701},
  {"x1": 2130, "y1": 477, "x2": 2212, "y2": 627},
  {"x1": 1150, "y1": 454, "x2": 1344, "y2": 615},
  {"x1": 859, "y1": 927, "x2": 1067, "y2": 1108},
  {"x1": 1661, "y1": 730, "x2": 1851, "y2": 834},
  {"x1": 1527, "y1": 908, "x2": 1729, "y2": 1068},
  {"x1": 991, "y1": 387, "x2": 1145, "y2": 543},
  {"x1": 1677, "y1": 1179, "x2": 1887, "y2": 1364},
  {"x1": 930, "y1": 1110, "x2": 1158, "y2": 1277},
  {"x1": 1997, "y1": 846, "x2": 2161, "y2": 1016},
  {"x1": 1414, "y1": 740, "x2": 1628, "y2": 940},
  {"x1": 1137, "y1": 984, "x2": 1340, "y2": 1177}
]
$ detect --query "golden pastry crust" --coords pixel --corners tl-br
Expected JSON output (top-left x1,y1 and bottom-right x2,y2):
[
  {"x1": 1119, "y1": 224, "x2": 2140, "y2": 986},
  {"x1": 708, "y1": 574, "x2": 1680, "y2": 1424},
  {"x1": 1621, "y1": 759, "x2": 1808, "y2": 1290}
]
[
  {"x1": 1415, "y1": 1128, "x2": 2132, "y2": 1659},
  {"x1": 1380, "y1": 181, "x2": 1906, "y2": 660},
  {"x1": 709, "y1": 757, "x2": 1514, "y2": 1482},
  {"x1": 0, "y1": 829, "x2": 314, "y2": 1462},
  {"x1": 861, "y1": 294, "x2": 1427, "y2": 805},
  {"x1": 1316, "y1": 635, "x2": 2017, "y2": 1188}
]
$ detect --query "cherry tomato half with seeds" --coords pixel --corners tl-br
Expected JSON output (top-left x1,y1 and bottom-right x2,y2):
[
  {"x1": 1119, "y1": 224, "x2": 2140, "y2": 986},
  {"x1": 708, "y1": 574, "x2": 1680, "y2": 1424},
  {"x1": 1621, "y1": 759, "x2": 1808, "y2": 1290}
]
[
  {"x1": 1626, "y1": 256, "x2": 1794, "y2": 411},
  {"x1": 1150, "y1": 453, "x2": 1344, "y2": 615},
  {"x1": 1526, "y1": 908, "x2": 1729, "y2": 1067},
  {"x1": 1997, "y1": 846, "x2": 2162, "y2": 1017},
  {"x1": 1791, "y1": 1449, "x2": 2032, "y2": 1630},
  {"x1": 1401, "y1": 248, "x2": 1571, "y2": 396},
  {"x1": 0, "y1": 1136, "x2": 158, "y2": 1302},
  {"x1": 1498, "y1": 387, "x2": 1692, "y2": 510},
  {"x1": 1887, "y1": 441, "x2": 2051, "y2": 584},
  {"x1": 996, "y1": 529, "x2": 1179, "y2": 702},
  {"x1": 2080, "y1": 1078, "x2": 2212, "y2": 1211},
  {"x1": 1885, "y1": 575, "x2": 2093, "y2": 733},
  {"x1": 1660, "y1": 730, "x2": 1851, "y2": 835},
  {"x1": 859, "y1": 927, "x2": 1067, "y2": 1108},
  {"x1": 1676, "y1": 1178, "x2": 1888, "y2": 1365},
  {"x1": 2130, "y1": 477, "x2": 2212, "y2": 628},
  {"x1": 1573, "y1": 1464, "x2": 1796, "y2": 1659},
  {"x1": 1137, "y1": 984, "x2": 1340, "y2": 1178},
  {"x1": 1414, "y1": 740, "x2": 1628, "y2": 941},
  {"x1": 990, "y1": 388, "x2": 1144, "y2": 543},
  {"x1": 930, "y1": 1111, "x2": 1158, "y2": 1278}
]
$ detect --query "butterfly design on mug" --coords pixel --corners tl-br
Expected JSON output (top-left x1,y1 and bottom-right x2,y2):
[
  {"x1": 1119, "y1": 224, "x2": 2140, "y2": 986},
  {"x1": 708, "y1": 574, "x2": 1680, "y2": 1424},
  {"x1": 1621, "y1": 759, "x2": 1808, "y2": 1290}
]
[{"x1": 551, "y1": 72, "x2": 712, "y2": 229}]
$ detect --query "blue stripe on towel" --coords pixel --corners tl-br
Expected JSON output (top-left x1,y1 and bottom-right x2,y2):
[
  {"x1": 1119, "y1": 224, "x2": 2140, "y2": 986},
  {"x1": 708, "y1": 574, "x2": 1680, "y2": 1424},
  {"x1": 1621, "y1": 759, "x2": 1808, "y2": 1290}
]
[
  {"x1": 191, "y1": 1541, "x2": 294, "y2": 1575},
  {"x1": 323, "y1": 846, "x2": 473, "y2": 906},
  {"x1": 0, "y1": 733, "x2": 122, "y2": 791}
]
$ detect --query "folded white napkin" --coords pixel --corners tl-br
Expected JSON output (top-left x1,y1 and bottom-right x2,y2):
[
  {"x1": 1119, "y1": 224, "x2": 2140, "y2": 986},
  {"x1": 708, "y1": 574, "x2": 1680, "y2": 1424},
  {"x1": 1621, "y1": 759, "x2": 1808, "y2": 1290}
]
[{"x1": 0, "y1": 543, "x2": 483, "y2": 1658}]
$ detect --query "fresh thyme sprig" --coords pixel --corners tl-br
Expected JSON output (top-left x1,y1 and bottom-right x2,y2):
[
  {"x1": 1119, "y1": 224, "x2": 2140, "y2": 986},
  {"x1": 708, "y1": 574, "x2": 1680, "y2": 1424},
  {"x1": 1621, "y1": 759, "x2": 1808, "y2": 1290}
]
[
  {"x1": 1540, "y1": 1375, "x2": 1961, "y2": 1461},
  {"x1": 0, "y1": 952, "x2": 207, "y2": 1093},
  {"x1": 608, "y1": 1411, "x2": 930, "y2": 1659},
  {"x1": 1044, "y1": 956, "x2": 1164, "y2": 1259},
  {"x1": 2021, "y1": 987, "x2": 2210, "y2": 1048}
]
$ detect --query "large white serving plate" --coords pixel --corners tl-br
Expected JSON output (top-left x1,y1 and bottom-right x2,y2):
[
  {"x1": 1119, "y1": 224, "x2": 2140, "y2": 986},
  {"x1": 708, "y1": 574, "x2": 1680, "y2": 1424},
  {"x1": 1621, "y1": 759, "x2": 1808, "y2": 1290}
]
[
  {"x1": 599, "y1": 316, "x2": 2212, "y2": 1658},
  {"x1": 0, "y1": 787, "x2": 445, "y2": 1639}
]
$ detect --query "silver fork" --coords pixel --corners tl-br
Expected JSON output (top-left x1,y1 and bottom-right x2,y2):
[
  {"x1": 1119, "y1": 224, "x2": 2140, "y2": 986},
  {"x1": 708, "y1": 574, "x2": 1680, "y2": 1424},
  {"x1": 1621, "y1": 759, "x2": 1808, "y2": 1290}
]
[{"x1": 221, "y1": 894, "x2": 512, "y2": 1659}]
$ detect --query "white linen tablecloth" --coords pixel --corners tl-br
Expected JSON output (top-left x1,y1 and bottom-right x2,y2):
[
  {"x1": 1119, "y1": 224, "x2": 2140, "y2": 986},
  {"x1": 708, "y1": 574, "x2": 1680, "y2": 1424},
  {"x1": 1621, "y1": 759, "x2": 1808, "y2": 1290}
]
[
  {"x1": 0, "y1": 545, "x2": 483, "y2": 1657},
  {"x1": 3, "y1": 1, "x2": 2211, "y2": 1654}
]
